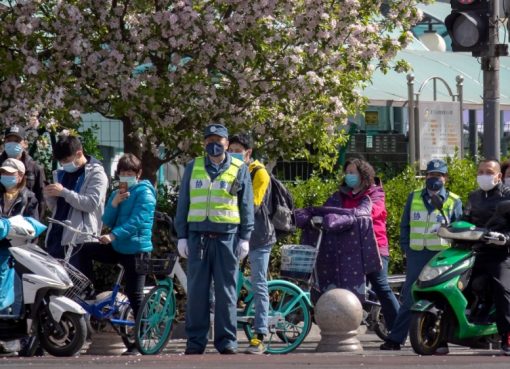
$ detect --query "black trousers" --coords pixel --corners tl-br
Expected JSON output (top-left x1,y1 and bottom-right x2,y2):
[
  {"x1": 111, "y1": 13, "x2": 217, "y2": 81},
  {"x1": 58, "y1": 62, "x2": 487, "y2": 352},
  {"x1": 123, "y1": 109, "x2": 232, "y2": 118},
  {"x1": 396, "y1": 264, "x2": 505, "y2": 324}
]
[
  {"x1": 79, "y1": 243, "x2": 146, "y2": 317},
  {"x1": 474, "y1": 250, "x2": 510, "y2": 335}
]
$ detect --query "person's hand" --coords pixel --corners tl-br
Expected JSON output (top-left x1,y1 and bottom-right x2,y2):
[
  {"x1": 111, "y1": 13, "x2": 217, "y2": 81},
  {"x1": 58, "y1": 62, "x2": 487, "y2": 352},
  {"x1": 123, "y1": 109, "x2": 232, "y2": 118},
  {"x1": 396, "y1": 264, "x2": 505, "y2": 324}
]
[
  {"x1": 44, "y1": 183, "x2": 64, "y2": 197},
  {"x1": 483, "y1": 231, "x2": 508, "y2": 246},
  {"x1": 99, "y1": 233, "x2": 115, "y2": 244},
  {"x1": 111, "y1": 191, "x2": 130, "y2": 207},
  {"x1": 236, "y1": 239, "x2": 250, "y2": 260},
  {"x1": 177, "y1": 239, "x2": 189, "y2": 258}
]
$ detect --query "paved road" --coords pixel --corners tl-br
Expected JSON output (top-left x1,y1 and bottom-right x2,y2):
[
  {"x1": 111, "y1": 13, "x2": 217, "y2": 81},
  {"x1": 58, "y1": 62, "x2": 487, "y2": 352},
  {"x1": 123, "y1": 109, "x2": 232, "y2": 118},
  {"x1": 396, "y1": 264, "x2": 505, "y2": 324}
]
[{"x1": 1, "y1": 328, "x2": 509, "y2": 369}]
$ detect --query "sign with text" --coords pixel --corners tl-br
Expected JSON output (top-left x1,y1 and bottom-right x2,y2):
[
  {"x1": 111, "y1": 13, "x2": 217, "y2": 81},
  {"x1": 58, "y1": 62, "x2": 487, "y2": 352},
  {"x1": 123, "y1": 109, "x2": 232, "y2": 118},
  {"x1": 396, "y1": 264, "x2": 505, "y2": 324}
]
[{"x1": 418, "y1": 101, "x2": 461, "y2": 170}]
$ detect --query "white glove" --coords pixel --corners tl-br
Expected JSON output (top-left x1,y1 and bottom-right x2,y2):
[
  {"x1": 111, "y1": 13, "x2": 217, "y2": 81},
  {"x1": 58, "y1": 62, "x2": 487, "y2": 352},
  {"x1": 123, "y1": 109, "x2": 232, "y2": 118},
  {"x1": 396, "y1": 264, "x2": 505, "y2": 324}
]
[
  {"x1": 236, "y1": 239, "x2": 250, "y2": 260},
  {"x1": 7, "y1": 215, "x2": 35, "y2": 238},
  {"x1": 177, "y1": 239, "x2": 189, "y2": 258},
  {"x1": 484, "y1": 231, "x2": 508, "y2": 246}
]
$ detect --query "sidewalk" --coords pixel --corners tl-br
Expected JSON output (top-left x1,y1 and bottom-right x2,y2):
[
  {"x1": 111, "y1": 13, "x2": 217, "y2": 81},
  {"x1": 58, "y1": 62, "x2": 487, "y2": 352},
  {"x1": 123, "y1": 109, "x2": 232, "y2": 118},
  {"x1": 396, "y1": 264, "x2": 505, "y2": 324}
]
[
  {"x1": 164, "y1": 323, "x2": 499, "y2": 356},
  {"x1": 163, "y1": 324, "x2": 393, "y2": 355}
]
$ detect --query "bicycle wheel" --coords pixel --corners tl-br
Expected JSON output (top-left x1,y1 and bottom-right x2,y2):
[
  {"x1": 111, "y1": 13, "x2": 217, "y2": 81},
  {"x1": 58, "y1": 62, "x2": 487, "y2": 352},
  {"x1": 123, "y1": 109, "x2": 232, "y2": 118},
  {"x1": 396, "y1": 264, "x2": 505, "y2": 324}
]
[
  {"x1": 135, "y1": 284, "x2": 176, "y2": 355},
  {"x1": 243, "y1": 282, "x2": 312, "y2": 354},
  {"x1": 119, "y1": 304, "x2": 136, "y2": 349}
]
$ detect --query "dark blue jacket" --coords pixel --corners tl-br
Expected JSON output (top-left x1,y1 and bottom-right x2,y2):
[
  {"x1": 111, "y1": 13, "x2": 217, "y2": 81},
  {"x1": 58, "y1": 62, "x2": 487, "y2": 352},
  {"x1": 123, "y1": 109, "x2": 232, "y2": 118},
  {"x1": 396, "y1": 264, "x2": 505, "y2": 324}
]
[
  {"x1": 103, "y1": 180, "x2": 156, "y2": 254},
  {"x1": 175, "y1": 153, "x2": 254, "y2": 240}
]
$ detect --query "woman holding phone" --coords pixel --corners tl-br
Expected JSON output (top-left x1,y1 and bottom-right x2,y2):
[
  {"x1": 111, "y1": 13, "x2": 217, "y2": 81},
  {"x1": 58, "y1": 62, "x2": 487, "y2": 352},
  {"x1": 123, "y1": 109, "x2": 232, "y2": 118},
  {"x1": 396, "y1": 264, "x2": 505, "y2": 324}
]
[{"x1": 79, "y1": 153, "x2": 157, "y2": 355}]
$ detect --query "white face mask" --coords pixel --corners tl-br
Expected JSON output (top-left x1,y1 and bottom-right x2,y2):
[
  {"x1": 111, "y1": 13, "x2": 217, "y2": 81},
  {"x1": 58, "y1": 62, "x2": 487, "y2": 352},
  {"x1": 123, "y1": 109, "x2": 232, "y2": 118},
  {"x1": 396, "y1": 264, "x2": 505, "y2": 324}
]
[
  {"x1": 505, "y1": 177, "x2": 510, "y2": 186},
  {"x1": 477, "y1": 175, "x2": 497, "y2": 192}
]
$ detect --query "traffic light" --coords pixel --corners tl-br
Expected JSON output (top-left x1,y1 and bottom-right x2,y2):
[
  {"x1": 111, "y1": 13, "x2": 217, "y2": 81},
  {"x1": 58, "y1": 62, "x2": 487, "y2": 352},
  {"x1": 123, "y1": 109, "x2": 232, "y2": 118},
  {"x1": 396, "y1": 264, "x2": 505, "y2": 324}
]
[{"x1": 445, "y1": 0, "x2": 490, "y2": 55}]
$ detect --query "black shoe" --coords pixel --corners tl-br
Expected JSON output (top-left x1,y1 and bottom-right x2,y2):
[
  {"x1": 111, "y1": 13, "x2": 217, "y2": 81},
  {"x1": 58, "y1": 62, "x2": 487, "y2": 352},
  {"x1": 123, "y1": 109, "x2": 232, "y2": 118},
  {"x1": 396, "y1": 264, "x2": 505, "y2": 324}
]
[
  {"x1": 380, "y1": 340, "x2": 401, "y2": 351},
  {"x1": 184, "y1": 348, "x2": 205, "y2": 355},
  {"x1": 122, "y1": 347, "x2": 140, "y2": 356},
  {"x1": 219, "y1": 346, "x2": 237, "y2": 355},
  {"x1": 502, "y1": 333, "x2": 510, "y2": 356}
]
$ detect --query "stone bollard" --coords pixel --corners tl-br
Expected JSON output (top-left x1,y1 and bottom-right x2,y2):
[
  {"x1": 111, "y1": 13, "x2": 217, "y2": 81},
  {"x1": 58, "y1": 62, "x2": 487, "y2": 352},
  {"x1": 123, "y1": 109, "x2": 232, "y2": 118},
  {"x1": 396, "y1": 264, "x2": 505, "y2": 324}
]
[{"x1": 314, "y1": 288, "x2": 363, "y2": 352}]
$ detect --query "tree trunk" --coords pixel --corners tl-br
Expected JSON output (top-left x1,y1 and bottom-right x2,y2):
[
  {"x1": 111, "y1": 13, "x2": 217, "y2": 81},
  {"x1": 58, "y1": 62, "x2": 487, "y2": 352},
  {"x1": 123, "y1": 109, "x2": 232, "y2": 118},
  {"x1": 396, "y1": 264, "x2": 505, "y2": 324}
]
[{"x1": 122, "y1": 117, "x2": 161, "y2": 186}]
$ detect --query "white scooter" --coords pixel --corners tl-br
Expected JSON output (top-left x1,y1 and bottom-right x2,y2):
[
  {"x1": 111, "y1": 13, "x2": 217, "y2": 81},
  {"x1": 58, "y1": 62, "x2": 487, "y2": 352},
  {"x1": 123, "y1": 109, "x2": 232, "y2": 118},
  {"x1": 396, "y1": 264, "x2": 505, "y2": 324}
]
[{"x1": 0, "y1": 216, "x2": 87, "y2": 357}]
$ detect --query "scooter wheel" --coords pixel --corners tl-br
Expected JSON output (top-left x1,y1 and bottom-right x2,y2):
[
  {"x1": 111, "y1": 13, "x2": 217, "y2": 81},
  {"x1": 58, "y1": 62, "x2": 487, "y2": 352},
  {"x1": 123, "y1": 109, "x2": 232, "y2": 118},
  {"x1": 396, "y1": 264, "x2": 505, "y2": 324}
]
[
  {"x1": 39, "y1": 312, "x2": 87, "y2": 357},
  {"x1": 409, "y1": 311, "x2": 445, "y2": 355}
]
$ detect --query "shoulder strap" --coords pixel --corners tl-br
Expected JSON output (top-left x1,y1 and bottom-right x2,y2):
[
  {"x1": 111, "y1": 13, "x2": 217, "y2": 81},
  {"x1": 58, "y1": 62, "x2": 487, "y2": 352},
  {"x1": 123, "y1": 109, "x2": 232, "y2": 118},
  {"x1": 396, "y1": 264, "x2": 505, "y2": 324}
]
[{"x1": 250, "y1": 165, "x2": 265, "y2": 180}]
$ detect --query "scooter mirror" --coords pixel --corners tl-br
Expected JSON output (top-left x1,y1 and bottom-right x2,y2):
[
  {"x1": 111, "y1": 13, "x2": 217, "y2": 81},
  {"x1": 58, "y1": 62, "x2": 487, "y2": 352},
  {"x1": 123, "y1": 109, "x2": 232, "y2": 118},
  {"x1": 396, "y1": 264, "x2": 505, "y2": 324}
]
[{"x1": 495, "y1": 200, "x2": 510, "y2": 216}]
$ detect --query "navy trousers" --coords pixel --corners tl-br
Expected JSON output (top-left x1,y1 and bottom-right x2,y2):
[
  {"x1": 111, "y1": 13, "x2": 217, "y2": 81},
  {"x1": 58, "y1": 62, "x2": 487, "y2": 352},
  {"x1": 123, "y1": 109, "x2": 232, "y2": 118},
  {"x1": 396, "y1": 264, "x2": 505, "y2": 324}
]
[{"x1": 185, "y1": 231, "x2": 238, "y2": 352}]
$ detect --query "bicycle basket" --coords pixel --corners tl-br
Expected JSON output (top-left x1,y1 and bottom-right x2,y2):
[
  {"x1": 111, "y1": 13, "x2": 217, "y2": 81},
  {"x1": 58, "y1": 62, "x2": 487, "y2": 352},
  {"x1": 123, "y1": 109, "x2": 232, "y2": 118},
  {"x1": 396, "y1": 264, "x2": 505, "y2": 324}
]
[
  {"x1": 58, "y1": 260, "x2": 93, "y2": 300},
  {"x1": 280, "y1": 244, "x2": 318, "y2": 281},
  {"x1": 135, "y1": 254, "x2": 176, "y2": 276}
]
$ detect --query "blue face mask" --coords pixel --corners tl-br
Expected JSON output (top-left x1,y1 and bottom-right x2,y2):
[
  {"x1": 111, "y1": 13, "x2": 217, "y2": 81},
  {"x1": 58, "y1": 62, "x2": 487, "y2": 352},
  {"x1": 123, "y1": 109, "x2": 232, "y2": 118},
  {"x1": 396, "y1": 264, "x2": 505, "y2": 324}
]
[
  {"x1": 61, "y1": 160, "x2": 79, "y2": 173},
  {"x1": 345, "y1": 173, "x2": 360, "y2": 188},
  {"x1": 4, "y1": 142, "x2": 23, "y2": 158},
  {"x1": 0, "y1": 175, "x2": 18, "y2": 189},
  {"x1": 119, "y1": 176, "x2": 138, "y2": 189},
  {"x1": 229, "y1": 152, "x2": 244, "y2": 162},
  {"x1": 205, "y1": 142, "x2": 225, "y2": 157}
]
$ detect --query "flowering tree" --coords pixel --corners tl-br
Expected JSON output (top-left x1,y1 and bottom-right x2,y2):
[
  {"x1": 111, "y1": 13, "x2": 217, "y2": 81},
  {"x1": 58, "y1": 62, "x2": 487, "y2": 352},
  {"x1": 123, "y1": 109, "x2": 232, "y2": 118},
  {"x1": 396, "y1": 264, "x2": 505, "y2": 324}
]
[{"x1": 0, "y1": 0, "x2": 426, "y2": 182}]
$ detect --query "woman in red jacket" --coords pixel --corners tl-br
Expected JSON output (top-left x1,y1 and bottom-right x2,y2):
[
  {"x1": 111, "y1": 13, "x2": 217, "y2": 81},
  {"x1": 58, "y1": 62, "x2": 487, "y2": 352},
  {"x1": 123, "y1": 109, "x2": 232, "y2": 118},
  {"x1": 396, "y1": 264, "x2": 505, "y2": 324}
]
[{"x1": 339, "y1": 158, "x2": 399, "y2": 333}]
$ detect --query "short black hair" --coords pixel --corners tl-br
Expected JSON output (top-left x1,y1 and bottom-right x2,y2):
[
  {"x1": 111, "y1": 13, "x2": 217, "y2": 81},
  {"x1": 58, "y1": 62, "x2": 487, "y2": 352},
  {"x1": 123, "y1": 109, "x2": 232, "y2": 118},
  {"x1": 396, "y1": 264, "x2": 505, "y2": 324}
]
[
  {"x1": 228, "y1": 133, "x2": 253, "y2": 150},
  {"x1": 479, "y1": 158, "x2": 501, "y2": 173},
  {"x1": 52, "y1": 136, "x2": 83, "y2": 161},
  {"x1": 117, "y1": 153, "x2": 142, "y2": 173}
]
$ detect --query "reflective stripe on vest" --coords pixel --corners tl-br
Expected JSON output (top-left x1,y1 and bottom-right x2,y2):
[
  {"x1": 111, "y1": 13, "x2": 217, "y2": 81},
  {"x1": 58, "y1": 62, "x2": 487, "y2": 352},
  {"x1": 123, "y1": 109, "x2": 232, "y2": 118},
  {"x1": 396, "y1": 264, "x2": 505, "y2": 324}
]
[
  {"x1": 187, "y1": 156, "x2": 242, "y2": 224},
  {"x1": 409, "y1": 190, "x2": 460, "y2": 251}
]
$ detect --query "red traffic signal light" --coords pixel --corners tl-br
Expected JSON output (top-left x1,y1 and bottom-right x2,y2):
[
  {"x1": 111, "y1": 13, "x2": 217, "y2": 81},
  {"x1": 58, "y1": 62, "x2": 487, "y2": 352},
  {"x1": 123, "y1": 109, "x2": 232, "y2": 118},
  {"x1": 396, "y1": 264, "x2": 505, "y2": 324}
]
[{"x1": 445, "y1": 0, "x2": 489, "y2": 54}]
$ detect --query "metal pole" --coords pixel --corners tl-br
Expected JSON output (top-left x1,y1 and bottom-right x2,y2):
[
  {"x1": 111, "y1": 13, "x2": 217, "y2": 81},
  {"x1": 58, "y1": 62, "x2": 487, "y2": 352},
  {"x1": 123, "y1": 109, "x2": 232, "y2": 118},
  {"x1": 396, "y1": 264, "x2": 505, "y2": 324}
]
[
  {"x1": 456, "y1": 75, "x2": 464, "y2": 158},
  {"x1": 469, "y1": 110, "x2": 478, "y2": 159},
  {"x1": 501, "y1": 110, "x2": 507, "y2": 157},
  {"x1": 407, "y1": 74, "x2": 415, "y2": 164},
  {"x1": 482, "y1": 0, "x2": 501, "y2": 160}
]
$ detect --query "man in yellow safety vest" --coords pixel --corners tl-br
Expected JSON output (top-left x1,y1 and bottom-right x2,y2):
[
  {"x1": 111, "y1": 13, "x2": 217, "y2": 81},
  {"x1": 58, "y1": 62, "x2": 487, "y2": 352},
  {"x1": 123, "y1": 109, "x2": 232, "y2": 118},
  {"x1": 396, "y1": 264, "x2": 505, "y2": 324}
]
[
  {"x1": 380, "y1": 159, "x2": 462, "y2": 352},
  {"x1": 175, "y1": 123, "x2": 254, "y2": 355}
]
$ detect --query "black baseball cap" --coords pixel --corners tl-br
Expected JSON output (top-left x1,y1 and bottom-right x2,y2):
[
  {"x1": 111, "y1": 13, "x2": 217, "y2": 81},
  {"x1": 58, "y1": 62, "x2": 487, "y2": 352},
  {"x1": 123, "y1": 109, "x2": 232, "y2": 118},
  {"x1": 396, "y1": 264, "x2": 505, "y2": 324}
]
[{"x1": 4, "y1": 125, "x2": 26, "y2": 140}]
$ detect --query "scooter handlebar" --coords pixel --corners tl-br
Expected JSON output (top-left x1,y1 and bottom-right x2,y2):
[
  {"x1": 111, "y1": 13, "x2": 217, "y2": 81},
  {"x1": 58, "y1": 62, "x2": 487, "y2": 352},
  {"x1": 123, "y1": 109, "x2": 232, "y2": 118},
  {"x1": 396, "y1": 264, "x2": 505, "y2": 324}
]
[{"x1": 47, "y1": 218, "x2": 100, "y2": 240}]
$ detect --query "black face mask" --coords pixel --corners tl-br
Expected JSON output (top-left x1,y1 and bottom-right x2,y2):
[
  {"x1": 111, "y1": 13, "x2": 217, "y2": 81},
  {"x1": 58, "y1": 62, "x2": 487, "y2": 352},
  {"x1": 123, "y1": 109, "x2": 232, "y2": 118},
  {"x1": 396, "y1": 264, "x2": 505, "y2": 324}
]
[
  {"x1": 426, "y1": 177, "x2": 444, "y2": 192},
  {"x1": 205, "y1": 142, "x2": 225, "y2": 157}
]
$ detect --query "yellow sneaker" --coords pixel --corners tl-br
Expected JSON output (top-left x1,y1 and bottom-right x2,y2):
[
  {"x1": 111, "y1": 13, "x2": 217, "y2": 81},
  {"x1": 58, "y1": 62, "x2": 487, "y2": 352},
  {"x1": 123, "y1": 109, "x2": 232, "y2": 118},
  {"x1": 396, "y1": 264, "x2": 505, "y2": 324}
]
[{"x1": 245, "y1": 338, "x2": 265, "y2": 355}]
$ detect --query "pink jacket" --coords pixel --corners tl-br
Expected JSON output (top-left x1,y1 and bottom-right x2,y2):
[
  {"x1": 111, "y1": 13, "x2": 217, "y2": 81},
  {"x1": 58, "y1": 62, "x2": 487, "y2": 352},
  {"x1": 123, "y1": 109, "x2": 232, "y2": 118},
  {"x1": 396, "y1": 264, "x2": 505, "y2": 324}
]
[{"x1": 338, "y1": 184, "x2": 389, "y2": 257}]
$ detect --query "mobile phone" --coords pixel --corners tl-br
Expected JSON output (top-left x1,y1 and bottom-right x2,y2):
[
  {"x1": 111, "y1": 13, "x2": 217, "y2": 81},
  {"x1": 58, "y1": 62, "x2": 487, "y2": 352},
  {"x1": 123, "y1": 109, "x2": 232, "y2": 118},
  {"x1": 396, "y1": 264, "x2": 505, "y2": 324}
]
[{"x1": 119, "y1": 182, "x2": 128, "y2": 194}]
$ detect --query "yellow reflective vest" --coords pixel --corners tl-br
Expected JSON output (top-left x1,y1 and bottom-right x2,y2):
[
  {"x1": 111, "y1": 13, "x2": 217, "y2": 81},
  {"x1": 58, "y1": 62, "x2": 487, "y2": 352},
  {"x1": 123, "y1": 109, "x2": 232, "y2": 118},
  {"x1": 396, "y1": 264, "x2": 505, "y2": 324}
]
[
  {"x1": 409, "y1": 190, "x2": 460, "y2": 251},
  {"x1": 187, "y1": 156, "x2": 242, "y2": 224}
]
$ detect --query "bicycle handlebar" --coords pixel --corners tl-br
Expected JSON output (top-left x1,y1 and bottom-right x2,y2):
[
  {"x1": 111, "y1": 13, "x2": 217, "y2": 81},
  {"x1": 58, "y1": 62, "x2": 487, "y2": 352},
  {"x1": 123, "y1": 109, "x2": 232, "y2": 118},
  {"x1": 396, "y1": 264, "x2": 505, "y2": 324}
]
[{"x1": 47, "y1": 217, "x2": 100, "y2": 240}]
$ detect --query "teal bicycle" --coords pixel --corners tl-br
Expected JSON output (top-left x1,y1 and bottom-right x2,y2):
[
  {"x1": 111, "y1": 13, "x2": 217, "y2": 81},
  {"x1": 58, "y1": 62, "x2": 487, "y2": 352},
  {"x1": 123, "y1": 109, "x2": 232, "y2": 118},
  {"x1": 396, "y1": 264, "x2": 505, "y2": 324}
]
[
  {"x1": 237, "y1": 259, "x2": 313, "y2": 354},
  {"x1": 133, "y1": 253, "x2": 313, "y2": 355}
]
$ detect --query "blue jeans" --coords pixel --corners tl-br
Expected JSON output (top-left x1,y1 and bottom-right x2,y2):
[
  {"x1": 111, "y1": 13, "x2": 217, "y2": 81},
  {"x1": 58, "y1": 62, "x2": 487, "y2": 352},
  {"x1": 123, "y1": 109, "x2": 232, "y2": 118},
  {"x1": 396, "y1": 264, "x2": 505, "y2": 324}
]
[
  {"x1": 366, "y1": 255, "x2": 400, "y2": 331},
  {"x1": 387, "y1": 248, "x2": 439, "y2": 344},
  {"x1": 249, "y1": 244, "x2": 273, "y2": 335}
]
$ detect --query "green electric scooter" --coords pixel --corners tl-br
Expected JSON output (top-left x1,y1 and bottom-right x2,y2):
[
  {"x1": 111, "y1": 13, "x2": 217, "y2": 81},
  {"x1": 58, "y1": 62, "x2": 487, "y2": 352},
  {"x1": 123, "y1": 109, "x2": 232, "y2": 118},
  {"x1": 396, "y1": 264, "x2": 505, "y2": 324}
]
[{"x1": 409, "y1": 197, "x2": 510, "y2": 355}]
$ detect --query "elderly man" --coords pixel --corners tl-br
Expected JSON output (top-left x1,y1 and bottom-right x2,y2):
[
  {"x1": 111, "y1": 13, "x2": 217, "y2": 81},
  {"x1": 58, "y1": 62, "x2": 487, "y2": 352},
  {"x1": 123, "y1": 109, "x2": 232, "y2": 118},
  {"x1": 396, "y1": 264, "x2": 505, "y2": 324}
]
[{"x1": 175, "y1": 124, "x2": 254, "y2": 355}]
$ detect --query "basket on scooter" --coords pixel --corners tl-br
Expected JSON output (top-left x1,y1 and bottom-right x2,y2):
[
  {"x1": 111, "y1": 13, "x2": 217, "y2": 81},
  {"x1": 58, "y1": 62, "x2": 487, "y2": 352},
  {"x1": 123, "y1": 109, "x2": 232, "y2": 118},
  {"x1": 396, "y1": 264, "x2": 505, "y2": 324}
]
[
  {"x1": 58, "y1": 260, "x2": 93, "y2": 300},
  {"x1": 280, "y1": 244, "x2": 318, "y2": 281}
]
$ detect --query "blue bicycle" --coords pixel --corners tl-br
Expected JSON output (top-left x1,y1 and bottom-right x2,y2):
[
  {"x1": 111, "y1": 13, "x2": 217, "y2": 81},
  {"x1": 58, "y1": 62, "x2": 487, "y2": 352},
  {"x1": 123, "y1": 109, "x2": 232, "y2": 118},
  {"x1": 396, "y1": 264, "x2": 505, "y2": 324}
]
[{"x1": 47, "y1": 218, "x2": 135, "y2": 349}]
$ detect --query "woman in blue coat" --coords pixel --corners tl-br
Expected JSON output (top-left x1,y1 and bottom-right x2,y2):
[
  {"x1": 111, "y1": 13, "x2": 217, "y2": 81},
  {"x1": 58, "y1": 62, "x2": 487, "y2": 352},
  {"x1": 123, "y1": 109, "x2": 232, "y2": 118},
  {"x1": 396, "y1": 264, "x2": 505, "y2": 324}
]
[{"x1": 80, "y1": 154, "x2": 156, "y2": 354}]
